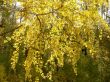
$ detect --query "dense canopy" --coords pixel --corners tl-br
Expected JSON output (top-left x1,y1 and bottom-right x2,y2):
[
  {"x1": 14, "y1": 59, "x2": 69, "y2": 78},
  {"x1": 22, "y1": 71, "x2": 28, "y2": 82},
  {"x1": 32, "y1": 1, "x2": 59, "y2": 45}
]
[{"x1": 0, "y1": 0, "x2": 110, "y2": 82}]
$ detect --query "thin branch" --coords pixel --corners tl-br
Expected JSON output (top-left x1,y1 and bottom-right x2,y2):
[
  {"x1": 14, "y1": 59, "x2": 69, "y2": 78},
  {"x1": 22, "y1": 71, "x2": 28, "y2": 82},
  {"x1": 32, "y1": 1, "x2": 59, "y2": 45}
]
[
  {"x1": 0, "y1": 25, "x2": 22, "y2": 36},
  {"x1": 36, "y1": 15, "x2": 42, "y2": 28},
  {"x1": 26, "y1": 4, "x2": 63, "y2": 16}
]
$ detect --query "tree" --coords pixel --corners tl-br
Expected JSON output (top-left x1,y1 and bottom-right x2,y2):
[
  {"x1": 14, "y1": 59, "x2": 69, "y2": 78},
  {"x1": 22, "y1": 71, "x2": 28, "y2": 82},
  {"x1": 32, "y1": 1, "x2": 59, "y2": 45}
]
[{"x1": 0, "y1": 0, "x2": 110, "y2": 82}]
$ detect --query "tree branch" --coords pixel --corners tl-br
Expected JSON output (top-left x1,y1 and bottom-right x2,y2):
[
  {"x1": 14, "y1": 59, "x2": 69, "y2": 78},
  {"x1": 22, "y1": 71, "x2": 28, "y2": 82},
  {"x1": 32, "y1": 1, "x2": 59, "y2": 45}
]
[
  {"x1": 36, "y1": 15, "x2": 42, "y2": 27},
  {"x1": 26, "y1": 3, "x2": 63, "y2": 16},
  {"x1": 0, "y1": 25, "x2": 22, "y2": 36}
]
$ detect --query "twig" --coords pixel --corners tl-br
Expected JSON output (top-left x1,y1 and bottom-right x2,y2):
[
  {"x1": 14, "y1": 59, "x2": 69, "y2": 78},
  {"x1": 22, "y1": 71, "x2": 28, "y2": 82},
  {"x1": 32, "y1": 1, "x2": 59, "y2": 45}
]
[{"x1": 36, "y1": 15, "x2": 42, "y2": 27}]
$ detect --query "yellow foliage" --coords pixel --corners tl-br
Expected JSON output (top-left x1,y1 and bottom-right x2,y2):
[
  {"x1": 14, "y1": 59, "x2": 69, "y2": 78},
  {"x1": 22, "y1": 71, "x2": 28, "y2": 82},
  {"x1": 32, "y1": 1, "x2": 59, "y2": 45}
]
[{"x1": 7, "y1": 0, "x2": 109, "y2": 81}]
